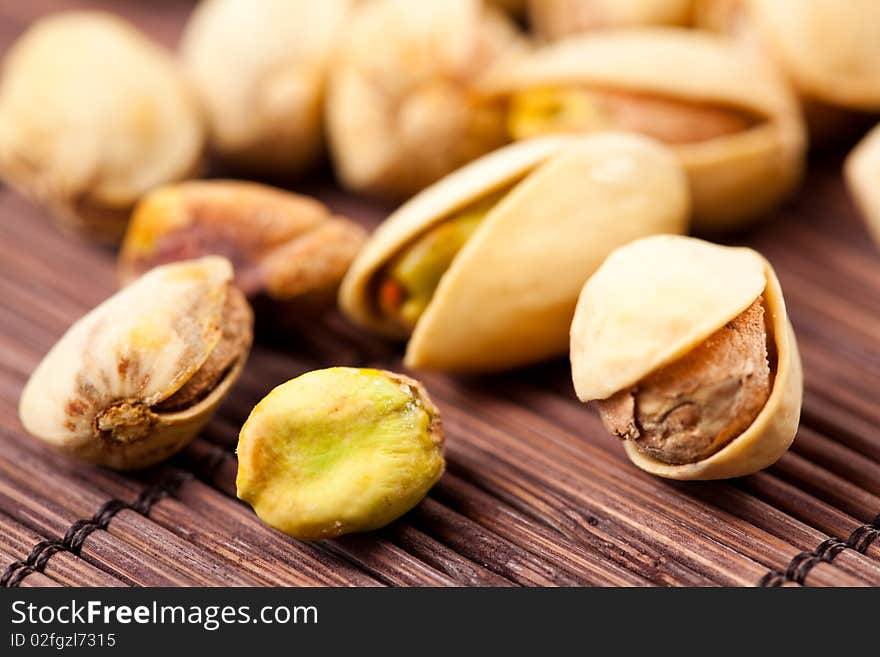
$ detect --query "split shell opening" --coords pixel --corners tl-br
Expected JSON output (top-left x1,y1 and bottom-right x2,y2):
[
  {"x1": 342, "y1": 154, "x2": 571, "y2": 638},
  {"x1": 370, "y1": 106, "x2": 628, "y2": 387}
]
[
  {"x1": 478, "y1": 28, "x2": 806, "y2": 232},
  {"x1": 339, "y1": 133, "x2": 690, "y2": 373},
  {"x1": 570, "y1": 235, "x2": 803, "y2": 480}
]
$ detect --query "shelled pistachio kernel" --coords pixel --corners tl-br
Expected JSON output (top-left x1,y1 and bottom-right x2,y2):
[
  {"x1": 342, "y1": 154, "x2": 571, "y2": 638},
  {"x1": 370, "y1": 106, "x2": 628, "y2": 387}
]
[{"x1": 236, "y1": 368, "x2": 445, "y2": 541}]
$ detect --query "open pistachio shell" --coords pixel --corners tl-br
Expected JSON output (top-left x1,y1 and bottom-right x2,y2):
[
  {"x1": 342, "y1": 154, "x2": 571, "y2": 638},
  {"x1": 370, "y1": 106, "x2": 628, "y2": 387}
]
[
  {"x1": 19, "y1": 257, "x2": 252, "y2": 470},
  {"x1": 325, "y1": 0, "x2": 523, "y2": 200},
  {"x1": 571, "y1": 235, "x2": 802, "y2": 480},
  {"x1": 480, "y1": 28, "x2": 805, "y2": 231},
  {"x1": 181, "y1": 0, "x2": 352, "y2": 175},
  {"x1": 529, "y1": 0, "x2": 694, "y2": 40},
  {"x1": 340, "y1": 134, "x2": 690, "y2": 372},
  {"x1": 0, "y1": 12, "x2": 204, "y2": 243},
  {"x1": 845, "y1": 124, "x2": 880, "y2": 249}
]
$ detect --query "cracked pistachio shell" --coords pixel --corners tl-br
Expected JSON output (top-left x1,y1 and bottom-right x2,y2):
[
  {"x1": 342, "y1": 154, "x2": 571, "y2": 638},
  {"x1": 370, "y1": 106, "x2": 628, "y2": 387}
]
[
  {"x1": 181, "y1": 0, "x2": 352, "y2": 175},
  {"x1": 481, "y1": 28, "x2": 806, "y2": 231},
  {"x1": 529, "y1": 0, "x2": 694, "y2": 40},
  {"x1": 340, "y1": 134, "x2": 689, "y2": 372},
  {"x1": 571, "y1": 235, "x2": 802, "y2": 480},
  {"x1": 325, "y1": 0, "x2": 523, "y2": 200},
  {"x1": 236, "y1": 368, "x2": 444, "y2": 541},
  {"x1": 19, "y1": 257, "x2": 251, "y2": 470},
  {"x1": 717, "y1": 0, "x2": 880, "y2": 111},
  {"x1": 845, "y1": 124, "x2": 880, "y2": 249},
  {"x1": 0, "y1": 12, "x2": 204, "y2": 243}
]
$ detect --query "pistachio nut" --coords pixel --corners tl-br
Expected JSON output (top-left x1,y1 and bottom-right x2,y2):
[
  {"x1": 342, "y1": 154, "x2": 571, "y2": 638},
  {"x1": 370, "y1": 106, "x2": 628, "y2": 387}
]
[
  {"x1": 181, "y1": 0, "x2": 352, "y2": 175},
  {"x1": 570, "y1": 235, "x2": 802, "y2": 480},
  {"x1": 529, "y1": 0, "x2": 694, "y2": 40},
  {"x1": 340, "y1": 134, "x2": 690, "y2": 372},
  {"x1": 19, "y1": 257, "x2": 252, "y2": 470},
  {"x1": 325, "y1": 0, "x2": 523, "y2": 200},
  {"x1": 0, "y1": 11, "x2": 204, "y2": 244},
  {"x1": 479, "y1": 28, "x2": 806, "y2": 231},
  {"x1": 118, "y1": 180, "x2": 367, "y2": 322},
  {"x1": 236, "y1": 367, "x2": 444, "y2": 541},
  {"x1": 845, "y1": 124, "x2": 880, "y2": 250},
  {"x1": 697, "y1": 0, "x2": 880, "y2": 113}
]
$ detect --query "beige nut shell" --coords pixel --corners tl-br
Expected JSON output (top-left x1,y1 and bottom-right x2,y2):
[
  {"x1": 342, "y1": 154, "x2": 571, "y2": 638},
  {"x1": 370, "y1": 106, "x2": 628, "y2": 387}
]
[
  {"x1": 181, "y1": 0, "x2": 351, "y2": 174},
  {"x1": 340, "y1": 134, "x2": 690, "y2": 372},
  {"x1": 481, "y1": 28, "x2": 805, "y2": 231},
  {"x1": 19, "y1": 257, "x2": 246, "y2": 469},
  {"x1": 845, "y1": 124, "x2": 880, "y2": 249},
  {"x1": 325, "y1": 0, "x2": 522, "y2": 200},
  {"x1": 571, "y1": 235, "x2": 802, "y2": 480},
  {"x1": 745, "y1": 0, "x2": 880, "y2": 111},
  {"x1": 0, "y1": 11, "x2": 204, "y2": 243},
  {"x1": 529, "y1": 0, "x2": 694, "y2": 40}
]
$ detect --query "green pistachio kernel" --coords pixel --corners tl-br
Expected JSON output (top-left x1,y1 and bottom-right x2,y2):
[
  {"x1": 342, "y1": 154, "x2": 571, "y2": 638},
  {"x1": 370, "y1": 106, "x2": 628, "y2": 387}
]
[{"x1": 236, "y1": 367, "x2": 445, "y2": 541}]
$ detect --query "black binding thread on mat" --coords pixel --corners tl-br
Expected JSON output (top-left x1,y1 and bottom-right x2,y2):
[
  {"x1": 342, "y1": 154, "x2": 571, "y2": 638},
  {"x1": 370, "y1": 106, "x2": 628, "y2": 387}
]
[
  {"x1": 759, "y1": 513, "x2": 880, "y2": 586},
  {"x1": 0, "y1": 472, "x2": 191, "y2": 588}
]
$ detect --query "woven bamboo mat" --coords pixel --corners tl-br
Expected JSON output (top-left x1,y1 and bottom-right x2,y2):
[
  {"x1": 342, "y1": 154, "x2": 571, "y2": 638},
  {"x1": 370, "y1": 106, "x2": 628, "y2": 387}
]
[{"x1": 1, "y1": 1, "x2": 879, "y2": 588}]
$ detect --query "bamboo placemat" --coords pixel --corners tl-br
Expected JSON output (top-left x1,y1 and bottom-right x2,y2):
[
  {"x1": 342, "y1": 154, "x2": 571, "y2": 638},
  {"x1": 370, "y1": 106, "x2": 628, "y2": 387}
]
[{"x1": 1, "y1": 1, "x2": 879, "y2": 588}]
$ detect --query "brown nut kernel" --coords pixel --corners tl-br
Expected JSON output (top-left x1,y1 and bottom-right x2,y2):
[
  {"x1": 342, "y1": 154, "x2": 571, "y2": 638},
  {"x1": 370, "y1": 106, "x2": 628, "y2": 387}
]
[
  {"x1": 571, "y1": 235, "x2": 802, "y2": 480},
  {"x1": 598, "y1": 298, "x2": 771, "y2": 464},
  {"x1": 118, "y1": 180, "x2": 367, "y2": 322},
  {"x1": 19, "y1": 257, "x2": 253, "y2": 469},
  {"x1": 481, "y1": 29, "x2": 806, "y2": 231}
]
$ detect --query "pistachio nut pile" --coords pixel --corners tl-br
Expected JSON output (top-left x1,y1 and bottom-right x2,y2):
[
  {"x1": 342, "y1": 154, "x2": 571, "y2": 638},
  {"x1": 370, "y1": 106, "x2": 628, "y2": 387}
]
[{"x1": 22, "y1": 0, "x2": 880, "y2": 539}]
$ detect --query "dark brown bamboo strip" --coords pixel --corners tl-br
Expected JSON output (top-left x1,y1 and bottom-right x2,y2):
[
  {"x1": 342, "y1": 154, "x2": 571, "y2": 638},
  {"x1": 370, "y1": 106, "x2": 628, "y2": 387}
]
[
  {"x1": 154, "y1": 480, "x2": 383, "y2": 587},
  {"x1": 58, "y1": 454, "x2": 350, "y2": 587},
  {"x1": 433, "y1": 474, "x2": 657, "y2": 587},
  {"x1": 322, "y1": 535, "x2": 463, "y2": 587},
  {"x1": 771, "y1": 451, "x2": 880, "y2": 523},
  {"x1": 739, "y1": 474, "x2": 880, "y2": 567},
  {"x1": 801, "y1": 393, "x2": 880, "y2": 464},
  {"x1": 0, "y1": 481, "x2": 179, "y2": 587},
  {"x1": 793, "y1": 427, "x2": 880, "y2": 496},
  {"x1": 0, "y1": 438, "x2": 257, "y2": 586},
  {"x1": 424, "y1": 374, "x2": 868, "y2": 584},
  {"x1": 485, "y1": 373, "x2": 880, "y2": 582},
  {"x1": 430, "y1": 404, "x2": 759, "y2": 586},
  {"x1": 382, "y1": 524, "x2": 516, "y2": 587},
  {"x1": 183, "y1": 439, "x2": 656, "y2": 586},
  {"x1": 189, "y1": 442, "x2": 588, "y2": 587},
  {"x1": 17, "y1": 572, "x2": 63, "y2": 588},
  {"x1": 404, "y1": 499, "x2": 585, "y2": 587},
  {"x1": 0, "y1": 510, "x2": 126, "y2": 587},
  {"x1": 173, "y1": 447, "x2": 460, "y2": 587},
  {"x1": 223, "y1": 368, "x2": 705, "y2": 583},
  {"x1": 0, "y1": 427, "x2": 382, "y2": 587},
  {"x1": 800, "y1": 342, "x2": 880, "y2": 425},
  {"x1": 684, "y1": 483, "x2": 878, "y2": 586}
]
